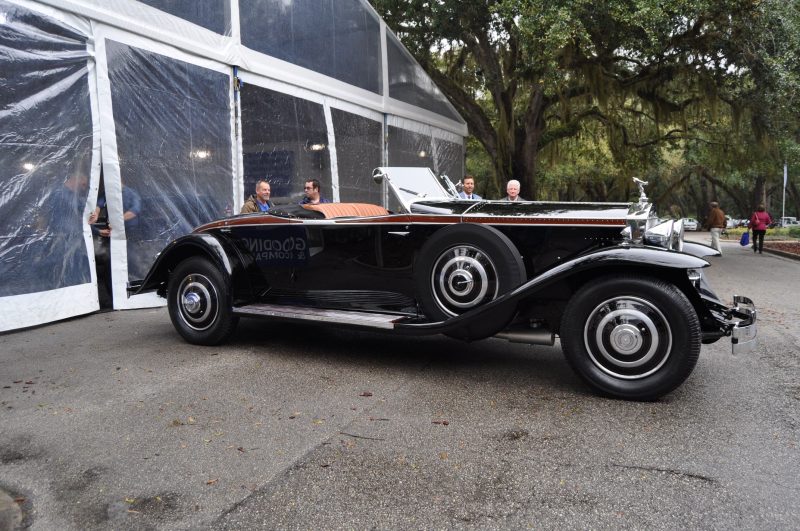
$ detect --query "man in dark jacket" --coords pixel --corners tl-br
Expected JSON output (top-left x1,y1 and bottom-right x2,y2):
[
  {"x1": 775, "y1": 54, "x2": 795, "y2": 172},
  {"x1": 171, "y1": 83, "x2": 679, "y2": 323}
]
[
  {"x1": 299, "y1": 179, "x2": 330, "y2": 205},
  {"x1": 705, "y1": 201, "x2": 726, "y2": 254},
  {"x1": 241, "y1": 180, "x2": 273, "y2": 213}
]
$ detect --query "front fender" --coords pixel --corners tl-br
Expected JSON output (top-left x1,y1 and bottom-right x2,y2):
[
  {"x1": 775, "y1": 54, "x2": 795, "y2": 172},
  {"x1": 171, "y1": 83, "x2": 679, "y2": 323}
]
[
  {"x1": 681, "y1": 241, "x2": 721, "y2": 258},
  {"x1": 396, "y1": 245, "x2": 708, "y2": 337},
  {"x1": 526, "y1": 245, "x2": 710, "y2": 285},
  {"x1": 129, "y1": 233, "x2": 240, "y2": 297}
]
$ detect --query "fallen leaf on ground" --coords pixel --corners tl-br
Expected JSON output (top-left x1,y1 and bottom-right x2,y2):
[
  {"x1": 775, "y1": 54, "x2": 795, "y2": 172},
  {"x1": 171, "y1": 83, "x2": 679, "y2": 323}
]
[
  {"x1": 206, "y1": 478, "x2": 219, "y2": 485},
  {"x1": 432, "y1": 420, "x2": 450, "y2": 426},
  {"x1": 359, "y1": 391, "x2": 373, "y2": 397}
]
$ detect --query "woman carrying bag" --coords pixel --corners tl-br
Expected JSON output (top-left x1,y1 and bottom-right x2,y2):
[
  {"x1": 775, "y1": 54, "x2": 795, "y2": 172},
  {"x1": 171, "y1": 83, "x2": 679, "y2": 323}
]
[{"x1": 749, "y1": 204, "x2": 772, "y2": 254}]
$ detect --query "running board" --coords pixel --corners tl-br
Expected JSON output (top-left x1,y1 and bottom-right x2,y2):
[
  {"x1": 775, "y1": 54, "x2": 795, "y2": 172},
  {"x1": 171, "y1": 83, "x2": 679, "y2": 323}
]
[{"x1": 233, "y1": 303, "x2": 403, "y2": 329}]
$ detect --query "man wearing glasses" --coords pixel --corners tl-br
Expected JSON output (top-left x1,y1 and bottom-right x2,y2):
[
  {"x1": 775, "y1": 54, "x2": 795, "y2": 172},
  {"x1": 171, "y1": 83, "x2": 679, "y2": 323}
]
[{"x1": 299, "y1": 179, "x2": 330, "y2": 205}]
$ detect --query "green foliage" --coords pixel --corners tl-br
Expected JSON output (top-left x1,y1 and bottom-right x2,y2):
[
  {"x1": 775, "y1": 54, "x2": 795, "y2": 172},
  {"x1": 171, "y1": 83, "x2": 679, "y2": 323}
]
[
  {"x1": 370, "y1": 0, "x2": 800, "y2": 212},
  {"x1": 464, "y1": 136, "x2": 498, "y2": 198}
]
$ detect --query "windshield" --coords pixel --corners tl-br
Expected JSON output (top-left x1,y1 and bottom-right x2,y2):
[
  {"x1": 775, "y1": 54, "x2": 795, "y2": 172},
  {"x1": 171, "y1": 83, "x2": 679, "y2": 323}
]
[{"x1": 379, "y1": 167, "x2": 455, "y2": 212}]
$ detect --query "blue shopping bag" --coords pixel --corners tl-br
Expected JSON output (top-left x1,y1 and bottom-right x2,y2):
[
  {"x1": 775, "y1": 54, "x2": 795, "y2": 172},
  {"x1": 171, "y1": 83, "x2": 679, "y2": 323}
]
[{"x1": 740, "y1": 231, "x2": 750, "y2": 246}]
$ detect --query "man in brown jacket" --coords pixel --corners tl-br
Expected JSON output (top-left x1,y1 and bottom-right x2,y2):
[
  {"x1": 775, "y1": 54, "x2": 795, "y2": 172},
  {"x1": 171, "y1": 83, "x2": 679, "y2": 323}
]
[
  {"x1": 705, "y1": 201, "x2": 726, "y2": 254},
  {"x1": 241, "y1": 180, "x2": 273, "y2": 213}
]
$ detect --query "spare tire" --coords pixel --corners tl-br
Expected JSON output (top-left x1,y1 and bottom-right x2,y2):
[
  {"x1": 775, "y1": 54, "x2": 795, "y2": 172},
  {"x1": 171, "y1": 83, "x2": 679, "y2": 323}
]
[{"x1": 414, "y1": 224, "x2": 526, "y2": 337}]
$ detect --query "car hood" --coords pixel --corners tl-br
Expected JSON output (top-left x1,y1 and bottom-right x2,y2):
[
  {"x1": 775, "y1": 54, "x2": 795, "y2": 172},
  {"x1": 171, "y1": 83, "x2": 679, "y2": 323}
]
[{"x1": 409, "y1": 199, "x2": 630, "y2": 226}]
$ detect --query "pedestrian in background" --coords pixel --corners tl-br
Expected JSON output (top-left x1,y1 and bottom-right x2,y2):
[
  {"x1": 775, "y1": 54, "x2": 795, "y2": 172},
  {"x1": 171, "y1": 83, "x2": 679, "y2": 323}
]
[
  {"x1": 705, "y1": 201, "x2": 726, "y2": 254},
  {"x1": 749, "y1": 204, "x2": 772, "y2": 254}
]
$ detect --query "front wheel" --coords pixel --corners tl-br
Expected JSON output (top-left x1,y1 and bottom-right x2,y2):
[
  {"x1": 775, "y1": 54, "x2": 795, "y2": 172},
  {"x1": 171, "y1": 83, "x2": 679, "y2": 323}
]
[
  {"x1": 167, "y1": 257, "x2": 238, "y2": 345},
  {"x1": 560, "y1": 276, "x2": 700, "y2": 400}
]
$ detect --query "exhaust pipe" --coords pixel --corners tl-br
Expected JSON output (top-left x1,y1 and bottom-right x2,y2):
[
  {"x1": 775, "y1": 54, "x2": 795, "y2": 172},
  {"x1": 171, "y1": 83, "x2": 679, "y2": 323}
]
[{"x1": 494, "y1": 325, "x2": 555, "y2": 346}]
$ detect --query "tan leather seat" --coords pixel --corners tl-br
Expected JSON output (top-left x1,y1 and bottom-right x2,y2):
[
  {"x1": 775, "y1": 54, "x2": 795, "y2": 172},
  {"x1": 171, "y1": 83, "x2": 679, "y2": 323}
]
[{"x1": 301, "y1": 203, "x2": 389, "y2": 219}]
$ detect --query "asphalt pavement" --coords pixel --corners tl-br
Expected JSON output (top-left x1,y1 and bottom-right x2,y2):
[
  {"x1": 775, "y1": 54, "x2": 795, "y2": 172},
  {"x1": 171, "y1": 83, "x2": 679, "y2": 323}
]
[{"x1": 1, "y1": 235, "x2": 799, "y2": 530}]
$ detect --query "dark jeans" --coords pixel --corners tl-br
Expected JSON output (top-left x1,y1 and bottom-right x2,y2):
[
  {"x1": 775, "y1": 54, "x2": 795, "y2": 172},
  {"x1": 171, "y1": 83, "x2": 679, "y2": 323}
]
[
  {"x1": 752, "y1": 230, "x2": 766, "y2": 253},
  {"x1": 93, "y1": 235, "x2": 113, "y2": 308}
]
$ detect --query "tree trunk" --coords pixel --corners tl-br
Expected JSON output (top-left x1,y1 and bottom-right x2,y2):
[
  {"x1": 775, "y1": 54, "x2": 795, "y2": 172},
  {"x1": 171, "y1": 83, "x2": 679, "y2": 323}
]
[
  {"x1": 517, "y1": 87, "x2": 545, "y2": 199},
  {"x1": 788, "y1": 181, "x2": 800, "y2": 218},
  {"x1": 752, "y1": 175, "x2": 766, "y2": 211},
  {"x1": 491, "y1": 117, "x2": 513, "y2": 195}
]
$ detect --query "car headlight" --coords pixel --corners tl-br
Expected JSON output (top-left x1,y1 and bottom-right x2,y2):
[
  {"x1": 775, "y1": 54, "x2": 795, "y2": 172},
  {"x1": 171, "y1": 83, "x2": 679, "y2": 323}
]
[{"x1": 643, "y1": 219, "x2": 684, "y2": 251}]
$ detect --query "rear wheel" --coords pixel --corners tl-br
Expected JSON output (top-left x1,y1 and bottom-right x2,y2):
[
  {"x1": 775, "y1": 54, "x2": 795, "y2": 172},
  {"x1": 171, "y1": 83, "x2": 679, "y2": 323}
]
[
  {"x1": 167, "y1": 257, "x2": 238, "y2": 345},
  {"x1": 560, "y1": 276, "x2": 700, "y2": 400}
]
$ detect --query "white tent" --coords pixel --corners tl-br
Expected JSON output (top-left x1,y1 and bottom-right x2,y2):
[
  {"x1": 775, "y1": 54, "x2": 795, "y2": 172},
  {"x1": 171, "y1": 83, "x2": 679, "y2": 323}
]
[{"x1": 0, "y1": 0, "x2": 466, "y2": 331}]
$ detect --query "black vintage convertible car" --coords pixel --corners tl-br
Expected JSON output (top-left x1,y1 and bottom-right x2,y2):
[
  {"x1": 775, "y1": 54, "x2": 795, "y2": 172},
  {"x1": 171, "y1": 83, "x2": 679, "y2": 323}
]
[{"x1": 131, "y1": 167, "x2": 756, "y2": 400}]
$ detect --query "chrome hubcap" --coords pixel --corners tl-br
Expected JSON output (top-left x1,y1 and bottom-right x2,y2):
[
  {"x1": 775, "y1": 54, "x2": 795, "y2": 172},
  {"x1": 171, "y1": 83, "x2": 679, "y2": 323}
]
[
  {"x1": 431, "y1": 245, "x2": 498, "y2": 317},
  {"x1": 176, "y1": 274, "x2": 219, "y2": 331},
  {"x1": 584, "y1": 297, "x2": 671, "y2": 379},
  {"x1": 182, "y1": 291, "x2": 202, "y2": 314},
  {"x1": 609, "y1": 323, "x2": 643, "y2": 353}
]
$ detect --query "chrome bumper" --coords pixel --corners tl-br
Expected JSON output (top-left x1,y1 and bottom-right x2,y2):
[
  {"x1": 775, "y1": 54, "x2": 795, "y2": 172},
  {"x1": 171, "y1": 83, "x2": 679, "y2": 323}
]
[{"x1": 730, "y1": 295, "x2": 757, "y2": 355}]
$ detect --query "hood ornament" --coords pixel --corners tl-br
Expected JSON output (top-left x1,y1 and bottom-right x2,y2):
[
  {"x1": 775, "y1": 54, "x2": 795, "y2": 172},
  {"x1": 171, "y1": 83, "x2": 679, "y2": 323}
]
[{"x1": 633, "y1": 177, "x2": 649, "y2": 204}]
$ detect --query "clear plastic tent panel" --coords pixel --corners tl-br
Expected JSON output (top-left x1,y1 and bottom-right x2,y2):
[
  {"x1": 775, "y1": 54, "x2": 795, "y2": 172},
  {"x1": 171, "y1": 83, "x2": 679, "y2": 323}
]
[
  {"x1": 106, "y1": 40, "x2": 233, "y2": 281},
  {"x1": 240, "y1": 84, "x2": 331, "y2": 204},
  {"x1": 331, "y1": 108, "x2": 383, "y2": 204},
  {"x1": 0, "y1": 1, "x2": 93, "y2": 297},
  {"x1": 387, "y1": 125, "x2": 433, "y2": 168},
  {"x1": 240, "y1": 0, "x2": 381, "y2": 94},
  {"x1": 386, "y1": 32, "x2": 463, "y2": 123},
  {"x1": 433, "y1": 138, "x2": 464, "y2": 184},
  {"x1": 137, "y1": 0, "x2": 232, "y2": 35}
]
